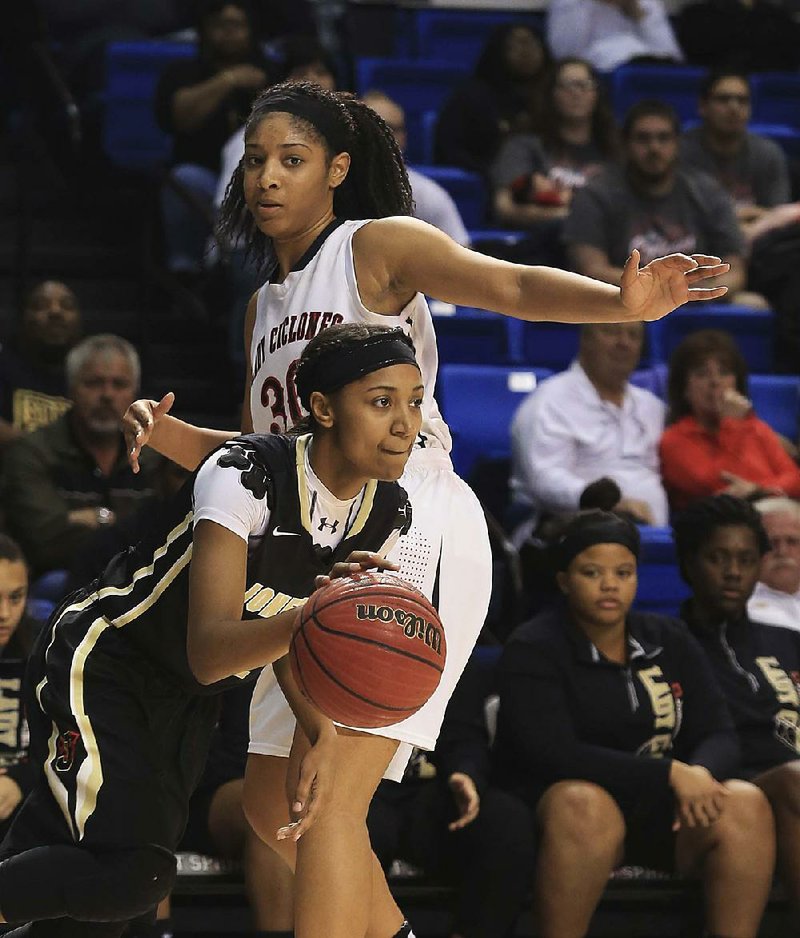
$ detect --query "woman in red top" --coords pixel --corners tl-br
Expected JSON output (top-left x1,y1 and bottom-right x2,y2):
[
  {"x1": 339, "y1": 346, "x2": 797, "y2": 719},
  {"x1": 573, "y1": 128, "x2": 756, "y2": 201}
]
[{"x1": 659, "y1": 329, "x2": 800, "y2": 511}]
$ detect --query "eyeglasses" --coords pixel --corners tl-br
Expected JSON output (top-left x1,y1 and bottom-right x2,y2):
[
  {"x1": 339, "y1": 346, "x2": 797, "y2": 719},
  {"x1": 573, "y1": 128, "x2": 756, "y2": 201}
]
[
  {"x1": 708, "y1": 93, "x2": 750, "y2": 106},
  {"x1": 629, "y1": 131, "x2": 676, "y2": 144},
  {"x1": 555, "y1": 79, "x2": 597, "y2": 93}
]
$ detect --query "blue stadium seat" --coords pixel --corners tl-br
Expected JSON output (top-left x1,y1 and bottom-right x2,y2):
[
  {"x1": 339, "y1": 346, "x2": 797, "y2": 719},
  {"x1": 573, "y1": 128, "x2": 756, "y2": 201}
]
[
  {"x1": 409, "y1": 165, "x2": 486, "y2": 228},
  {"x1": 412, "y1": 10, "x2": 543, "y2": 65},
  {"x1": 648, "y1": 304, "x2": 774, "y2": 372},
  {"x1": 611, "y1": 65, "x2": 706, "y2": 124},
  {"x1": 751, "y1": 72, "x2": 800, "y2": 129},
  {"x1": 630, "y1": 363, "x2": 668, "y2": 399},
  {"x1": 419, "y1": 109, "x2": 438, "y2": 164},
  {"x1": 512, "y1": 321, "x2": 660, "y2": 370},
  {"x1": 104, "y1": 40, "x2": 194, "y2": 171},
  {"x1": 635, "y1": 527, "x2": 690, "y2": 618},
  {"x1": 430, "y1": 304, "x2": 511, "y2": 365},
  {"x1": 437, "y1": 364, "x2": 552, "y2": 478},
  {"x1": 749, "y1": 374, "x2": 800, "y2": 440},
  {"x1": 748, "y1": 122, "x2": 800, "y2": 159}
]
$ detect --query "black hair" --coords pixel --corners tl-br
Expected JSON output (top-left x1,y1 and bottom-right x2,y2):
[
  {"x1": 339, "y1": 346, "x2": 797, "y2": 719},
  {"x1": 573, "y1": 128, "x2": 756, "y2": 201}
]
[
  {"x1": 539, "y1": 57, "x2": 619, "y2": 160},
  {"x1": 666, "y1": 329, "x2": 749, "y2": 424},
  {"x1": 699, "y1": 68, "x2": 751, "y2": 100},
  {"x1": 0, "y1": 534, "x2": 28, "y2": 569},
  {"x1": 473, "y1": 22, "x2": 548, "y2": 87},
  {"x1": 551, "y1": 509, "x2": 641, "y2": 573},
  {"x1": 217, "y1": 81, "x2": 413, "y2": 271},
  {"x1": 291, "y1": 322, "x2": 414, "y2": 434},
  {"x1": 622, "y1": 99, "x2": 681, "y2": 139},
  {"x1": 672, "y1": 494, "x2": 771, "y2": 582},
  {"x1": 195, "y1": 0, "x2": 259, "y2": 65}
]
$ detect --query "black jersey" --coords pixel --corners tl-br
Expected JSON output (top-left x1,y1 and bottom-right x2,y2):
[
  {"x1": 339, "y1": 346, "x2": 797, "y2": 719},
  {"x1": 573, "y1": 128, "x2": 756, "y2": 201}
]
[
  {"x1": 44, "y1": 433, "x2": 411, "y2": 696},
  {"x1": 683, "y1": 604, "x2": 800, "y2": 774}
]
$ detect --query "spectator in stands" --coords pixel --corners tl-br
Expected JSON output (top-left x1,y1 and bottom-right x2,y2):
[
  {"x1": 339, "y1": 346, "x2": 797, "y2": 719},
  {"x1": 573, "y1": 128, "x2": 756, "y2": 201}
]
[
  {"x1": 1, "y1": 334, "x2": 161, "y2": 580},
  {"x1": 565, "y1": 100, "x2": 767, "y2": 308},
  {"x1": 368, "y1": 652, "x2": 536, "y2": 938},
  {"x1": 361, "y1": 91, "x2": 469, "y2": 246},
  {"x1": 680, "y1": 69, "x2": 792, "y2": 241},
  {"x1": 748, "y1": 497, "x2": 800, "y2": 631},
  {"x1": 490, "y1": 58, "x2": 618, "y2": 231},
  {"x1": 547, "y1": 0, "x2": 684, "y2": 73},
  {"x1": 434, "y1": 23, "x2": 551, "y2": 177},
  {"x1": 675, "y1": 494, "x2": 800, "y2": 924},
  {"x1": 179, "y1": 681, "x2": 294, "y2": 933},
  {"x1": 510, "y1": 321, "x2": 669, "y2": 541},
  {"x1": 0, "y1": 281, "x2": 82, "y2": 447},
  {"x1": 494, "y1": 510, "x2": 774, "y2": 938},
  {"x1": 676, "y1": 0, "x2": 800, "y2": 72},
  {"x1": 0, "y1": 535, "x2": 41, "y2": 843},
  {"x1": 659, "y1": 329, "x2": 800, "y2": 511},
  {"x1": 154, "y1": 0, "x2": 270, "y2": 276}
]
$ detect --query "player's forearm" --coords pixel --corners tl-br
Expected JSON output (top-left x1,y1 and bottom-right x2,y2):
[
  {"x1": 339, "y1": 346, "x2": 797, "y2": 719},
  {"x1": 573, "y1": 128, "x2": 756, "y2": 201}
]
[
  {"x1": 188, "y1": 608, "x2": 299, "y2": 685},
  {"x1": 274, "y1": 656, "x2": 335, "y2": 743},
  {"x1": 149, "y1": 415, "x2": 236, "y2": 471},
  {"x1": 515, "y1": 264, "x2": 630, "y2": 323}
]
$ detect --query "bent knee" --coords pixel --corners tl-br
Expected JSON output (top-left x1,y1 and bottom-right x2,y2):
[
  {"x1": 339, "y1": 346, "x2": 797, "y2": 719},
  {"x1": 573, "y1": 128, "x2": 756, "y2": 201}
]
[
  {"x1": 717, "y1": 780, "x2": 775, "y2": 839},
  {"x1": 537, "y1": 781, "x2": 625, "y2": 845}
]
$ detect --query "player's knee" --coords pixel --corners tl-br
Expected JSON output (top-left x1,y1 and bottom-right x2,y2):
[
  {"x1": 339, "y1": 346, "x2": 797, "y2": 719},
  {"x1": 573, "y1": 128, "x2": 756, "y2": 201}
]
[{"x1": 65, "y1": 845, "x2": 176, "y2": 921}]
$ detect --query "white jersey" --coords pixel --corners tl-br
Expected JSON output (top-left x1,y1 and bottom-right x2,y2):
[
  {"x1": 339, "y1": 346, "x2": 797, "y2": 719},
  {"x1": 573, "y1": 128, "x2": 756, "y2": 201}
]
[{"x1": 249, "y1": 218, "x2": 451, "y2": 453}]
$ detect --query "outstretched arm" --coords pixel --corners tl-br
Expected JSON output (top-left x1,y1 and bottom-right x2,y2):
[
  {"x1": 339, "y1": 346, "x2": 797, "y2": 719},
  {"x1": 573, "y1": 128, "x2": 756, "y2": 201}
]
[{"x1": 355, "y1": 217, "x2": 729, "y2": 325}]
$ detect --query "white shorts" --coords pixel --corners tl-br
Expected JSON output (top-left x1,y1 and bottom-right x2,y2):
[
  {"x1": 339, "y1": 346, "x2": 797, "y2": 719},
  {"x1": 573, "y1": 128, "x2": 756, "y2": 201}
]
[{"x1": 248, "y1": 447, "x2": 493, "y2": 781}]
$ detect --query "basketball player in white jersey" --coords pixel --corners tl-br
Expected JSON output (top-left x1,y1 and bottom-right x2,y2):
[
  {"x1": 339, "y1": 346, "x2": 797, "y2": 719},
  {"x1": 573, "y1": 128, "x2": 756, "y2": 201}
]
[{"x1": 124, "y1": 82, "x2": 731, "y2": 938}]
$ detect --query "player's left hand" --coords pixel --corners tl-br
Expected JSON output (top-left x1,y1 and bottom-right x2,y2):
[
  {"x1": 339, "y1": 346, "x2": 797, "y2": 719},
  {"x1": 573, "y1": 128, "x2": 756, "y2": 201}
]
[
  {"x1": 314, "y1": 551, "x2": 400, "y2": 590},
  {"x1": 0, "y1": 771, "x2": 23, "y2": 820},
  {"x1": 620, "y1": 250, "x2": 730, "y2": 322},
  {"x1": 278, "y1": 728, "x2": 337, "y2": 842},
  {"x1": 447, "y1": 772, "x2": 480, "y2": 831}
]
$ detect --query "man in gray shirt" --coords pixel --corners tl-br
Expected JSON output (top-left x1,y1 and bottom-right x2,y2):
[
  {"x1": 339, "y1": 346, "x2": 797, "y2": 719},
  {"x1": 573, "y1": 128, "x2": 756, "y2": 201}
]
[
  {"x1": 680, "y1": 69, "x2": 791, "y2": 240},
  {"x1": 565, "y1": 99, "x2": 768, "y2": 307}
]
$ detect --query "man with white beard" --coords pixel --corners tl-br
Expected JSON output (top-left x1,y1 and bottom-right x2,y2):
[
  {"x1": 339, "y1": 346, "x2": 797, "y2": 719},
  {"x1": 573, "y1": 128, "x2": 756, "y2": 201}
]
[{"x1": 748, "y1": 498, "x2": 800, "y2": 630}]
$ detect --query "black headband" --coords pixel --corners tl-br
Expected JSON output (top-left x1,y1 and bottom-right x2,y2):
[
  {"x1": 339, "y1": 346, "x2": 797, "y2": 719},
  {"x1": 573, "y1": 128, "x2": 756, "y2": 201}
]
[
  {"x1": 294, "y1": 330, "x2": 419, "y2": 410},
  {"x1": 554, "y1": 513, "x2": 641, "y2": 571},
  {"x1": 249, "y1": 93, "x2": 352, "y2": 155}
]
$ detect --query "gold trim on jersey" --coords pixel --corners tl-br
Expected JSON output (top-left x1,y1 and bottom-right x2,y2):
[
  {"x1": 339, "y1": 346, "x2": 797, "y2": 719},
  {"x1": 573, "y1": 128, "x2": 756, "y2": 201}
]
[
  {"x1": 112, "y1": 543, "x2": 193, "y2": 628},
  {"x1": 294, "y1": 434, "x2": 377, "y2": 540}
]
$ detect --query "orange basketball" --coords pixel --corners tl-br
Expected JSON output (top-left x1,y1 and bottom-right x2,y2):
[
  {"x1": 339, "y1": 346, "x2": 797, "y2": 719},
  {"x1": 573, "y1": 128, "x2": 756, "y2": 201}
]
[{"x1": 289, "y1": 572, "x2": 447, "y2": 728}]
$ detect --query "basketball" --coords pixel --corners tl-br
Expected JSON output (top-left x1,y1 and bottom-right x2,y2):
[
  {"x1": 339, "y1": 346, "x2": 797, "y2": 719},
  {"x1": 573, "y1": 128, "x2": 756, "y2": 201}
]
[{"x1": 289, "y1": 572, "x2": 447, "y2": 728}]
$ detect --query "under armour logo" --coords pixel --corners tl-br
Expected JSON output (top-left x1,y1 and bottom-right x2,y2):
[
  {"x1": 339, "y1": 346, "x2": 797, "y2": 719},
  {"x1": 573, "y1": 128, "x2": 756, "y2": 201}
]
[{"x1": 317, "y1": 517, "x2": 339, "y2": 533}]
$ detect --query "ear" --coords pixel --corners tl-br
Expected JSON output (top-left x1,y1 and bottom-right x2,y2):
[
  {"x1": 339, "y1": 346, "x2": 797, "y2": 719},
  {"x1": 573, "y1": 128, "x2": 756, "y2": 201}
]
[
  {"x1": 328, "y1": 152, "x2": 351, "y2": 190},
  {"x1": 555, "y1": 571, "x2": 569, "y2": 595},
  {"x1": 309, "y1": 391, "x2": 335, "y2": 428}
]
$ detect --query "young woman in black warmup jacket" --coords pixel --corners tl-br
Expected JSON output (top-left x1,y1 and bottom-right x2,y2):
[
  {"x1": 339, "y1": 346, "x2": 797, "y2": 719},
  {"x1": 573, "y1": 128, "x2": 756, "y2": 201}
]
[
  {"x1": 675, "y1": 494, "x2": 800, "y2": 928},
  {"x1": 493, "y1": 510, "x2": 775, "y2": 938}
]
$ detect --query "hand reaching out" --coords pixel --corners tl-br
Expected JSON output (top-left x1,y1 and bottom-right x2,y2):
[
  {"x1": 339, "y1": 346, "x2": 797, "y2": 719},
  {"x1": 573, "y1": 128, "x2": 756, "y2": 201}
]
[
  {"x1": 123, "y1": 392, "x2": 175, "y2": 473},
  {"x1": 620, "y1": 251, "x2": 730, "y2": 322}
]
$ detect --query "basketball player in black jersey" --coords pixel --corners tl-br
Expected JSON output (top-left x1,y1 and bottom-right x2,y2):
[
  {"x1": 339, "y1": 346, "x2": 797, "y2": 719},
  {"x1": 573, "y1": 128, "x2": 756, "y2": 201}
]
[{"x1": 0, "y1": 324, "x2": 422, "y2": 937}]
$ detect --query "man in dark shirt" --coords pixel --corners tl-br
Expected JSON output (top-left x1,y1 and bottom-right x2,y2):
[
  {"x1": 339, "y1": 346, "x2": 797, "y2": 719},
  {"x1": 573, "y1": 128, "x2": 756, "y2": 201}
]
[
  {"x1": 565, "y1": 99, "x2": 768, "y2": 307},
  {"x1": 0, "y1": 281, "x2": 82, "y2": 447},
  {"x1": 154, "y1": 0, "x2": 269, "y2": 274},
  {"x1": 1, "y1": 335, "x2": 161, "y2": 582},
  {"x1": 675, "y1": 494, "x2": 800, "y2": 924}
]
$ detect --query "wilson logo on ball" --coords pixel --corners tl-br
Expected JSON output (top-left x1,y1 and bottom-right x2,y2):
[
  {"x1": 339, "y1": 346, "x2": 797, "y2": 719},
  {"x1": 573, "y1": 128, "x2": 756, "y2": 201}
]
[{"x1": 355, "y1": 603, "x2": 444, "y2": 656}]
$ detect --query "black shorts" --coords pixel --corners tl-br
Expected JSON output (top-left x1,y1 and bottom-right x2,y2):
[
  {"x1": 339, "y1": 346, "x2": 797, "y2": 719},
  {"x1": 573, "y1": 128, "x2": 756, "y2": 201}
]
[{"x1": 1, "y1": 602, "x2": 219, "y2": 860}]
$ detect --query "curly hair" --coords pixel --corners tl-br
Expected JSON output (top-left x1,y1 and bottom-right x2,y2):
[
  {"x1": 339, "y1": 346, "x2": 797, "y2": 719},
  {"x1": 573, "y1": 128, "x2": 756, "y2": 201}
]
[
  {"x1": 666, "y1": 329, "x2": 749, "y2": 424},
  {"x1": 672, "y1": 494, "x2": 771, "y2": 581},
  {"x1": 216, "y1": 81, "x2": 413, "y2": 271}
]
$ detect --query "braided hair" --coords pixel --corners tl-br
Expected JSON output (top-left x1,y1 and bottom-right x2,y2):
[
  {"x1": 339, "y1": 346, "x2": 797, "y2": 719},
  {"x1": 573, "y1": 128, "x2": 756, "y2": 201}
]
[
  {"x1": 672, "y1": 494, "x2": 771, "y2": 582},
  {"x1": 217, "y1": 81, "x2": 413, "y2": 270}
]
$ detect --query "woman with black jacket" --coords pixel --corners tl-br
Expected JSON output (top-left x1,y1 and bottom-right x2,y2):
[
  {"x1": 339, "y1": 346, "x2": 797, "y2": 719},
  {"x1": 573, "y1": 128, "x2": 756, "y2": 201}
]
[
  {"x1": 675, "y1": 494, "x2": 800, "y2": 927},
  {"x1": 494, "y1": 510, "x2": 774, "y2": 938}
]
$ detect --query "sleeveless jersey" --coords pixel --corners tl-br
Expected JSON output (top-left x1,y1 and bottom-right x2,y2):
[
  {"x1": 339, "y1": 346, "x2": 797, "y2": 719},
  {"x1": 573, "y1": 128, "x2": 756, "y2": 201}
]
[
  {"x1": 249, "y1": 218, "x2": 451, "y2": 453},
  {"x1": 47, "y1": 434, "x2": 410, "y2": 696}
]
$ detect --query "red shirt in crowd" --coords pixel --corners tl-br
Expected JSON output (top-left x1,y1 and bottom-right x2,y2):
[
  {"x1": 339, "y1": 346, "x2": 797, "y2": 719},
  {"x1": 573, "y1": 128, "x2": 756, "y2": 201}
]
[{"x1": 659, "y1": 413, "x2": 800, "y2": 511}]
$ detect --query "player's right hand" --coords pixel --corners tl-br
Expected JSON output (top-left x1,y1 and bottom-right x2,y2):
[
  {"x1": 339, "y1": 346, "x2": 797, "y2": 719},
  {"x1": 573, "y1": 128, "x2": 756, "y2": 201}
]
[
  {"x1": 669, "y1": 761, "x2": 728, "y2": 831},
  {"x1": 314, "y1": 551, "x2": 400, "y2": 590},
  {"x1": 123, "y1": 392, "x2": 175, "y2": 473}
]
